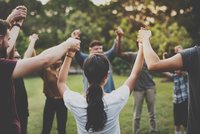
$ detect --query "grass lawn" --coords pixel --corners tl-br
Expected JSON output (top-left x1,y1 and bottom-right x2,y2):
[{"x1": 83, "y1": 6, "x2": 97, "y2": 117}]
[{"x1": 24, "y1": 74, "x2": 174, "y2": 134}]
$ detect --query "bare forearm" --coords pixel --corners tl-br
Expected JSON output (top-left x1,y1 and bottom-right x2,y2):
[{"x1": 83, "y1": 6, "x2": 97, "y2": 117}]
[
  {"x1": 142, "y1": 39, "x2": 160, "y2": 70},
  {"x1": 57, "y1": 56, "x2": 72, "y2": 96},
  {"x1": 59, "y1": 56, "x2": 72, "y2": 83},
  {"x1": 24, "y1": 41, "x2": 37, "y2": 58},
  {"x1": 7, "y1": 26, "x2": 20, "y2": 54},
  {"x1": 115, "y1": 36, "x2": 122, "y2": 56},
  {"x1": 38, "y1": 41, "x2": 70, "y2": 67}
]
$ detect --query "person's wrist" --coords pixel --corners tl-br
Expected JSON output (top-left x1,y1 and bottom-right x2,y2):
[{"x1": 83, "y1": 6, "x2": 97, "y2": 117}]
[
  {"x1": 12, "y1": 23, "x2": 21, "y2": 28},
  {"x1": 66, "y1": 53, "x2": 74, "y2": 58},
  {"x1": 141, "y1": 38, "x2": 150, "y2": 44}
]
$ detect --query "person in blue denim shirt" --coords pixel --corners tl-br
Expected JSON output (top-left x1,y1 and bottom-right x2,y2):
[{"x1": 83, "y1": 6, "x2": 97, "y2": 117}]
[{"x1": 72, "y1": 28, "x2": 124, "y2": 93}]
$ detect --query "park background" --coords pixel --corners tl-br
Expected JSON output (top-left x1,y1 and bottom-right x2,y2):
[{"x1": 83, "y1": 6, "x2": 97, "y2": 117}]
[{"x1": 1, "y1": 0, "x2": 200, "y2": 133}]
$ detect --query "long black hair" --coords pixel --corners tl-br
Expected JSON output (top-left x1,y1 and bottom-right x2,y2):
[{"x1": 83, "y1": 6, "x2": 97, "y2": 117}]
[{"x1": 83, "y1": 54, "x2": 109, "y2": 132}]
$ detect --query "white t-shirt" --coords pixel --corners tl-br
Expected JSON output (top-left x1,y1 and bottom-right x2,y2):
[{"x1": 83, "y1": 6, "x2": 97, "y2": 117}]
[{"x1": 63, "y1": 85, "x2": 130, "y2": 134}]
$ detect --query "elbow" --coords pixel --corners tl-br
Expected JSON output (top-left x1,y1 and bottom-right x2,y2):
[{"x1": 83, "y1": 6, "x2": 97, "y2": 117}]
[
  {"x1": 39, "y1": 55, "x2": 52, "y2": 68},
  {"x1": 147, "y1": 63, "x2": 159, "y2": 71}
]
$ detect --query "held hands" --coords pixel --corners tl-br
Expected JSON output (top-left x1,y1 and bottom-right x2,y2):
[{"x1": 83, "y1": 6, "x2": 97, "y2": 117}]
[
  {"x1": 7, "y1": 5, "x2": 27, "y2": 26},
  {"x1": 29, "y1": 34, "x2": 39, "y2": 43},
  {"x1": 71, "y1": 29, "x2": 81, "y2": 39},
  {"x1": 137, "y1": 28, "x2": 152, "y2": 44},
  {"x1": 115, "y1": 27, "x2": 124, "y2": 37},
  {"x1": 66, "y1": 50, "x2": 76, "y2": 58},
  {"x1": 65, "y1": 37, "x2": 80, "y2": 52}
]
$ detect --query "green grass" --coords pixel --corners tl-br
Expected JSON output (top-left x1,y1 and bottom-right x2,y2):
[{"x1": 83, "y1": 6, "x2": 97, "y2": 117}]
[{"x1": 24, "y1": 75, "x2": 174, "y2": 134}]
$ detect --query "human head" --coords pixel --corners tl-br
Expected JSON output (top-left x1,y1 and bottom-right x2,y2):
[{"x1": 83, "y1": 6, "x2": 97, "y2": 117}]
[
  {"x1": 174, "y1": 45, "x2": 183, "y2": 54},
  {"x1": 83, "y1": 54, "x2": 109, "y2": 132},
  {"x1": 0, "y1": 19, "x2": 10, "y2": 58},
  {"x1": 89, "y1": 40, "x2": 103, "y2": 54}
]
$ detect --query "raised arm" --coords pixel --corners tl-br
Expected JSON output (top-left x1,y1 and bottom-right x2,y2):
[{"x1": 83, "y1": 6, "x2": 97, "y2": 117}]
[
  {"x1": 12, "y1": 37, "x2": 80, "y2": 78},
  {"x1": 57, "y1": 51, "x2": 76, "y2": 96},
  {"x1": 75, "y1": 50, "x2": 88, "y2": 67},
  {"x1": 124, "y1": 44, "x2": 144, "y2": 93},
  {"x1": 104, "y1": 27, "x2": 124, "y2": 60},
  {"x1": 23, "y1": 34, "x2": 39, "y2": 58},
  {"x1": 161, "y1": 52, "x2": 173, "y2": 78},
  {"x1": 70, "y1": 29, "x2": 88, "y2": 67},
  {"x1": 139, "y1": 29, "x2": 183, "y2": 72},
  {"x1": 7, "y1": 6, "x2": 27, "y2": 56}
]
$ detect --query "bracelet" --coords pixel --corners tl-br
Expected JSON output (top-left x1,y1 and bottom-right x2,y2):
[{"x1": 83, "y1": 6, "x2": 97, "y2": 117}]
[
  {"x1": 66, "y1": 54, "x2": 73, "y2": 58},
  {"x1": 12, "y1": 23, "x2": 21, "y2": 28}
]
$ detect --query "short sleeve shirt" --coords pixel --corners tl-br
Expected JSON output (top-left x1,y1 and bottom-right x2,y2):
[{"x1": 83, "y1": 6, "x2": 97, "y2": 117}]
[
  {"x1": 63, "y1": 85, "x2": 130, "y2": 134},
  {"x1": 0, "y1": 59, "x2": 20, "y2": 131},
  {"x1": 130, "y1": 53, "x2": 155, "y2": 91}
]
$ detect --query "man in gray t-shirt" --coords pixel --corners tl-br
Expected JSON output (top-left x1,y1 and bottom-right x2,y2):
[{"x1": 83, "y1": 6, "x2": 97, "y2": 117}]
[
  {"x1": 139, "y1": 29, "x2": 200, "y2": 134},
  {"x1": 117, "y1": 51, "x2": 156, "y2": 134}
]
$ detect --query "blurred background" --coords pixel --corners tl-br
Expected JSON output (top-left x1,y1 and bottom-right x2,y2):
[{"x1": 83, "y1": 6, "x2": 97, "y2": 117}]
[{"x1": 1, "y1": 0, "x2": 200, "y2": 74}]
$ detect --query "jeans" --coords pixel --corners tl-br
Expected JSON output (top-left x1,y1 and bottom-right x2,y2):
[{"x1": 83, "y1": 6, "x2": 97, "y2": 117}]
[
  {"x1": 42, "y1": 97, "x2": 68, "y2": 134},
  {"x1": 133, "y1": 89, "x2": 157, "y2": 134}
]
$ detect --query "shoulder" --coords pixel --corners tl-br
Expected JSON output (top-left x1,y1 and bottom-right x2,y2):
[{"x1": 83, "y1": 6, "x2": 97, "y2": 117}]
[
  {"x1": 106, "y1": 85, "x2": 130, "y2": 100},
  {"x1": 63, "y1": 89, "x2": 84, "y2": 102},
  {"x1": 180, "y1": 46, "x2": 198, "y2": 57},
  {"x1": 63, "y1": 89, "x2": 86, "y2": 110},
  {"x1": 0, "y1": 58, "x2": 17, "y2": 74}
]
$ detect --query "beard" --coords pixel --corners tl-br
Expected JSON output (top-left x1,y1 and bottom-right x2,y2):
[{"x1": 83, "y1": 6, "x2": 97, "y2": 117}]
[{"x1": 0, "y1": 40, "x2": 7, "y2": 58}]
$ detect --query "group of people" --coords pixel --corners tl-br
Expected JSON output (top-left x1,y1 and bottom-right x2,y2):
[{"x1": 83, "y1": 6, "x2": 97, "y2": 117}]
[{"x1": 0, "y1": 5, "x2": 200, "y2": 134}]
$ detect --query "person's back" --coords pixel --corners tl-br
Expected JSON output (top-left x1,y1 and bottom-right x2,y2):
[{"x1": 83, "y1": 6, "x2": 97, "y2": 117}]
[{"x1": 63, "y1": 85, "x2": 129, "y2": 134}]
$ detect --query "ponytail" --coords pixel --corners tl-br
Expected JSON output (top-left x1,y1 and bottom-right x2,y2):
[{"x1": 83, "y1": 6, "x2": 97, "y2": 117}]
[
  {"x1": 83, "y1": 54, "x2": 109, "y2": 132},
  {"x1": 85, "y1": 83, "x2": 107, "y2": 132}
]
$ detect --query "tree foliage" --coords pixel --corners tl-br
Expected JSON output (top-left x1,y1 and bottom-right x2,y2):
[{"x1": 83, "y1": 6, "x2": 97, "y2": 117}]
[{"x1": 0, "y1": 0, "x2": 196, "y2": 74}]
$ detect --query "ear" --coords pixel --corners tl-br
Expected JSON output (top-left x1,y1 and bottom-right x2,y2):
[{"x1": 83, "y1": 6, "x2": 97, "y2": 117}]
[{"x1": 103, "y1": 73, "x2": 109, "y2": 84}]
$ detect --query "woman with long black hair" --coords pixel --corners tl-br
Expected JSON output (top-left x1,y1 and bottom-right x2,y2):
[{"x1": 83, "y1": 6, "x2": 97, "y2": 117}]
[{"x1": 57, "y1": 43, "x2": 144, "y2": 133}]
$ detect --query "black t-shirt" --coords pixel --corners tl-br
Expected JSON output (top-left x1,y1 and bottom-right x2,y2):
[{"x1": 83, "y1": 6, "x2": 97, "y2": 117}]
[
  {"x1": 130, "y1": 53, "x2": 155, "y2": 91},
  {"x1": 14, "y1": 78, "x2": 29, "y2": 117},
  {"x1": 0, "y1": 59, "x2": 20, "y2": 132},
  {"x1": 180, "y1": 46, "x2": 200, "y2": 134}
]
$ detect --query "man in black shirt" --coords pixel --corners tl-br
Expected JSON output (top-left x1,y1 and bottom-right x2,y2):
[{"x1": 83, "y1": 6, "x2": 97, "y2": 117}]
[{"x1": 139, "y1": 29, "x2": 200, "y2": 134}]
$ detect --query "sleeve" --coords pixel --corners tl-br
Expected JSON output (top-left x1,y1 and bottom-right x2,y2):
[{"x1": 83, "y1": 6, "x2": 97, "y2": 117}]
[
  {"x1": 180, "y1": 46, "x2": 197, "y2": 72},
  {"x1": 110, "y1": 85, "x2": 130, "y2": 103},
  {"x1": 75, "y1": 50, "x2": 88, "y2": 68},
  {"x1": 104, "y1": 40, "x2": 117, "y2": 61},
  {"x1": 0, "y1": 59, "x2": 17, "y2": 77},
  {"x1": 63, "y1": 89, "x2": 82, "y2": 111}
]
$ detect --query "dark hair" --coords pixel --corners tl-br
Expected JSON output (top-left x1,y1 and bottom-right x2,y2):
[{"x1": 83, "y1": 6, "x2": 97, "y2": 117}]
[
  {"x1": 0, "y1": 19, "x2": 9, "y2": 36},
  {"x1": 83, "y1": 54, "x2": 109, "y2": 132},
  {"x1": 89, "y1": 40, "x2": 102, "y2": 48}
]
